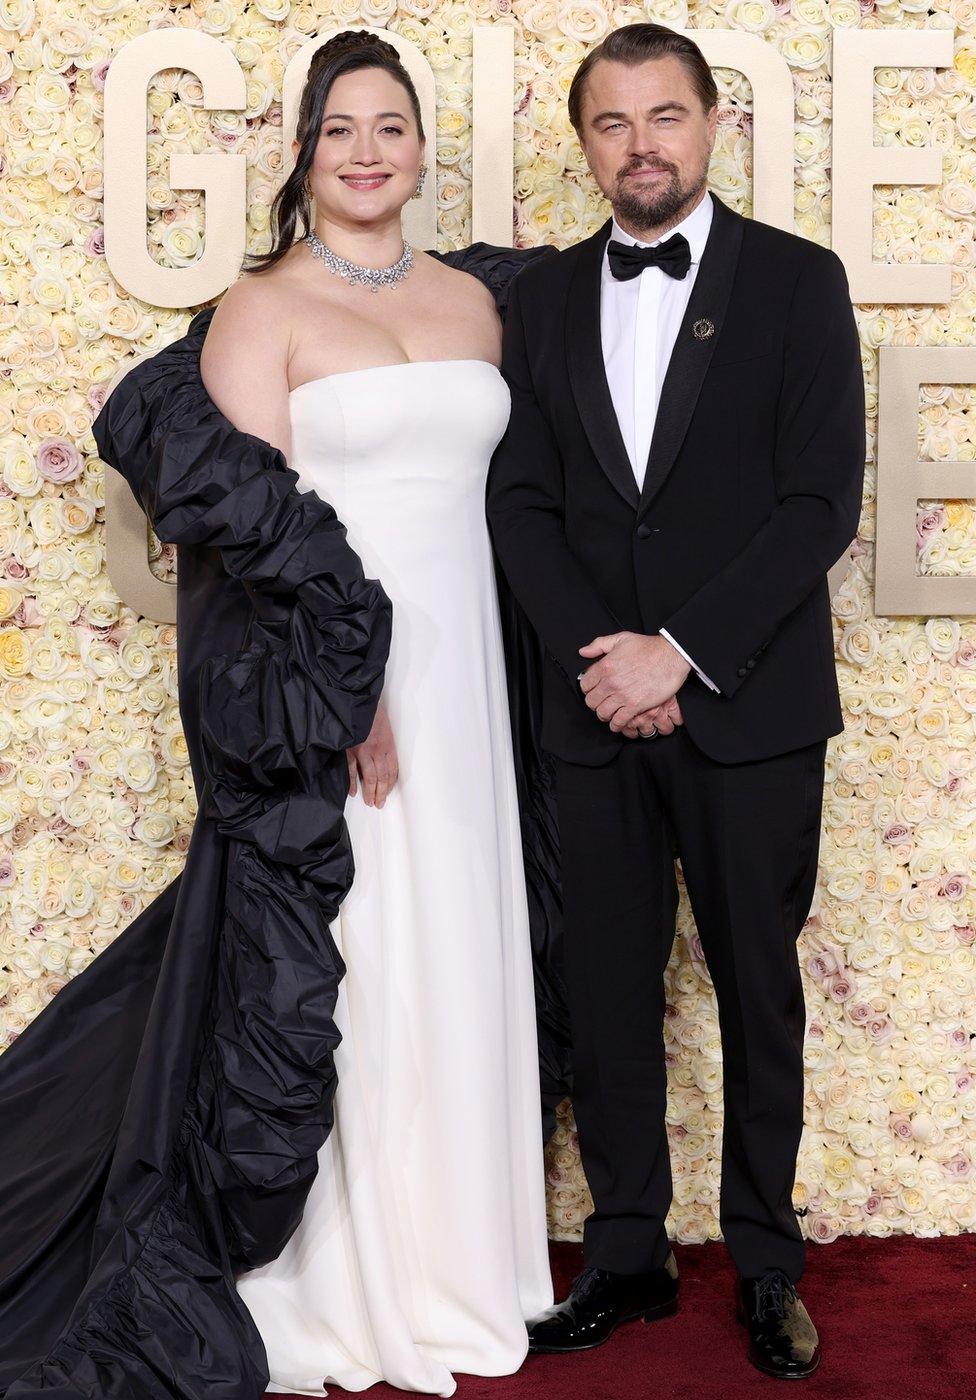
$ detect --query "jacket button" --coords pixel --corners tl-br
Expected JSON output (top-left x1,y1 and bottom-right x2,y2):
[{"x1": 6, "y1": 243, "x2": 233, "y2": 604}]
[
  {"x1": 636, "y1": 522, "x2": 652, "y2": 539},
  {"x1": 737, "y1": 666, "x2": 747, "y2": 677}
]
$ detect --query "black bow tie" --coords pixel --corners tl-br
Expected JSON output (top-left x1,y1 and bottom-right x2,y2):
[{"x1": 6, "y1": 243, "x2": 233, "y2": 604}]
[{"x1": 607, "y1": 232, "x2": 692, "y2": 282}]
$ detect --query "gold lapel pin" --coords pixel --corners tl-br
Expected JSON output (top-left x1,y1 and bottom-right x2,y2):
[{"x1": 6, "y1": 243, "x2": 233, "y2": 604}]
[{"x1": 693, "y1": 318, "x2": 714, "y2": 340}]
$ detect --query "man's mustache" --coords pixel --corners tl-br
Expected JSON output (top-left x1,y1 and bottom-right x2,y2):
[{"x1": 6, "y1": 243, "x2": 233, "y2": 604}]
[{"x1": 617, "y1": 161, "x2": 677, "y2": 180}]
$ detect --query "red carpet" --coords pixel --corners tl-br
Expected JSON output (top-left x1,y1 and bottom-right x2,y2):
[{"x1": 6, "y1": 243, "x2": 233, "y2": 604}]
[{"x1": 265, "y1": 1233, "x2": 975, "y2": 1399}]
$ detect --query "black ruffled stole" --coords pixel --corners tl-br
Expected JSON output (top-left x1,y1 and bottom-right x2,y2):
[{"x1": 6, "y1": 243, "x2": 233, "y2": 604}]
[
  {"x1": 0, "y1": 305, "x2": 391, "y2": 1397},
  {"x1": 0, "y1": 240, "x2": 569, "y2": 1399}
]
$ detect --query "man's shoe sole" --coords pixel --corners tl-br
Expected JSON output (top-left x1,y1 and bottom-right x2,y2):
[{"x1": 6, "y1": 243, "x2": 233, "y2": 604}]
[{"x1": 527, "y1": 1296, "x2": 679, "y2": 1354}]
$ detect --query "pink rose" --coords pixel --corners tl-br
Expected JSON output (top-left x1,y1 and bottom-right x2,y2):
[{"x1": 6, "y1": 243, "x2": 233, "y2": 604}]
[
  {"x1": 865, "y1": 1193, "x2": 883, "y2": 1215},
  {"x1": 84, "y1": 226, "x2": 105, "y2": 259},
  {"x1": 883, "y1": 822, "x2": 912, "y2": 843},
  {"x1": 828, "y1": 973, "x2": 857, "y2": 1002},
  {"x1": 940, "y1": 874, "x2": 967, "y2": 900},
  {"x1": 0, "y1": 855, "x2": 13, "y2": 886},
  {"x1": 807, "y1": 1214, "x2": 840, "y2": 1244},
  {"x1": 867, "y1": 1016, "x2": 894, "y2": 1043},
  {"x1": 13, "y1": 596, "x2": 42, "y2": 627},
  {"x1": 916, "y1": 506, "x2": 946, "y2": 547},
  {"x1": 953, "y1": 924, "x2": 976, "y2": 946},
  {"x1": 807, "y1": 950, "x2": 839, "y2": 979},
  {"x1": 942, "y1": 1154, "x2": 973, "y2": 1180},
  {"x1": 890, "y1": 1115, "x2": 914, "y2": 1140},
  {"x1": 36, "y1": 437, "x2": 83, "y2": 484},
  {"x1": 847, "y1": 1001, "x2": 873, "y2": 1024}
]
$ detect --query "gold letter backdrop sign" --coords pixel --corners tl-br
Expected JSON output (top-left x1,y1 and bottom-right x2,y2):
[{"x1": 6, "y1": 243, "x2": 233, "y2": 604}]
[{"x1": 1, "y1": 3, "x2": 975, "y2": 1251}]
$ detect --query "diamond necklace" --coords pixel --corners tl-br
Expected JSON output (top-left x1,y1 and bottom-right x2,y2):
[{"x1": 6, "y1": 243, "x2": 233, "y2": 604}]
[{"x1": 304, "y1": 230, "x2": 414, "y2": 292}]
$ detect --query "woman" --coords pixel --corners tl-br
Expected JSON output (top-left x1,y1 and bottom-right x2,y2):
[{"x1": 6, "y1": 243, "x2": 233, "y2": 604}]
[
  {"x1": 221, "y1": 30, "x2": 554, "y2": 1395},
  {"x1": 0, "y1": 28, "x2": 564, "y2": 1400}
]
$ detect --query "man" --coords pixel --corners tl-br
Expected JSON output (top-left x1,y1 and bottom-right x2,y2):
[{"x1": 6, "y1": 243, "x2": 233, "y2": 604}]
[{"x1": 486, "y1": 22, "x2": 865, "y2": 1381}]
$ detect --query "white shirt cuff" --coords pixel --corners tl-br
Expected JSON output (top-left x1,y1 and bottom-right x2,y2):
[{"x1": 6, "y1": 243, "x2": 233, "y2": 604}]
[{"x1": 659, "y1": 629, "x2": 720, "y2": 693}]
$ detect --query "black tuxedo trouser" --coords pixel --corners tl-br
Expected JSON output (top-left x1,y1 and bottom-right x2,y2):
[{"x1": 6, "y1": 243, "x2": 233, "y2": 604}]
[{"x1": 551, "y1": 723, "x2": 828, "y2": 1285}]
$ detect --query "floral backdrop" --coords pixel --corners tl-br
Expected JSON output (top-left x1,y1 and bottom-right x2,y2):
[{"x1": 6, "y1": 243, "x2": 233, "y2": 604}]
[{"x1": 1, "y1": 0, "x2": 975, "y2": 1252}]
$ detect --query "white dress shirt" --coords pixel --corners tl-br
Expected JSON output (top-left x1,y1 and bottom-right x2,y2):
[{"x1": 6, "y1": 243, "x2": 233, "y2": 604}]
[{"x1": 599, "y1": 190, "x2": 720, "y2": 695}]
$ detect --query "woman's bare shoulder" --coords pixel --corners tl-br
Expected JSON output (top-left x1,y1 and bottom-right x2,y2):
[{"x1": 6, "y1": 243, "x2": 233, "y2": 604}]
[
  {"x1": 414, "y1": 248, "x2": 496, "y2": 308},
  {"x1": 206, "y1": 264, "x2": 296, "y2": 349}
]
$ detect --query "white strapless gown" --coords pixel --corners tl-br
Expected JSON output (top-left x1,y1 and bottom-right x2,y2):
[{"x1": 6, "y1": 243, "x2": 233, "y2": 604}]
[{"x1": 234, "y1": 360, "x2": 554, "y2": 1396}]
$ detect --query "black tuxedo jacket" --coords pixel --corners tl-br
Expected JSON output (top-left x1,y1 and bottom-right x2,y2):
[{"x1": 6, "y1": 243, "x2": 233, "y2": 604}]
[{"x1": 486, "y1": 191, "x2": 866, "y2": 766}]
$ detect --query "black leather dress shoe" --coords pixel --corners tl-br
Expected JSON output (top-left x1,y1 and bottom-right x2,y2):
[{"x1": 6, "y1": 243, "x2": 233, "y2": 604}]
[
  {"x1": 736, "y1": 1269, "x2": 821, "y2": 1379},
  {"x1": 526, "y1": 1253, "x2": 679, "y2": 1353}
]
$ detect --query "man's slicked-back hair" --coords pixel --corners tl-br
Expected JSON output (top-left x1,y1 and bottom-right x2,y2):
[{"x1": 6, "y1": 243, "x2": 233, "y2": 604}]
[{"x1": 567, "y1": 23, "x2": 718, "y2": 135}]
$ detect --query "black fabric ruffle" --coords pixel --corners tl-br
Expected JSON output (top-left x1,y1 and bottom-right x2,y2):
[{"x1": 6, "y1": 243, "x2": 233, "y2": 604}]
[{"x1": 1, "y1": 304, "x2": 391, "y2": 1397}]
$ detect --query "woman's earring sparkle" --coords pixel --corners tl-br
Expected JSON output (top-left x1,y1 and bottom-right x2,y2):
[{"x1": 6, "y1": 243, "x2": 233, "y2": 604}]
[{"x1": 411, "y1": 164, "x2": 428, "y2": 200}]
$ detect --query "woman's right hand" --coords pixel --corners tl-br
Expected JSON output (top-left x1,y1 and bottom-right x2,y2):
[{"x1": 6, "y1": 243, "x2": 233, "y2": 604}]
[{"x1": 346, "y1": 701, "x2": 398, "y2": 807}]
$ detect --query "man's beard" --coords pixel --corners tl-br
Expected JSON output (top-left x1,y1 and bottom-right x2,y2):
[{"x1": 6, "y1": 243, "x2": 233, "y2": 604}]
[{"x1": 611, "y1": 156, "x2": 708, "y2": 234}]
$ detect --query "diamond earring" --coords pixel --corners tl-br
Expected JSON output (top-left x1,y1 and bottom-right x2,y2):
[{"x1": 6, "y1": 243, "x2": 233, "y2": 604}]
[{"x1": 411, "y1": 164, "x2": 428, "y2": 200}]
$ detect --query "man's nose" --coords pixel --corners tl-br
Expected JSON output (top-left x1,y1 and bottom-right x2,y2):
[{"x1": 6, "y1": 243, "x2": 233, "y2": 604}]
[{"x1": 628, "y1": 123, "x2": 662, "y2": 158}]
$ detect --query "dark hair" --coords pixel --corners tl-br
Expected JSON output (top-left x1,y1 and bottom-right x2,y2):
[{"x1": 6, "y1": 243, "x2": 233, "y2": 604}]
[
  {"x1": 567, "y1": 23, "x2": 718, "y2": 135},
  {"x1": 241, "y1": 30, "x2": 425, "y2": 276}
]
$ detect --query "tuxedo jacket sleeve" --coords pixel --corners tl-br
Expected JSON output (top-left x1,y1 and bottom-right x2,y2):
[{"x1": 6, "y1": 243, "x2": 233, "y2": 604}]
[
  {"x1": 485, "y1": 269, "x2": 626, "y2": 688},
  {"x1": 659, "y1": 247, "x2": 864, "y2": 699}
]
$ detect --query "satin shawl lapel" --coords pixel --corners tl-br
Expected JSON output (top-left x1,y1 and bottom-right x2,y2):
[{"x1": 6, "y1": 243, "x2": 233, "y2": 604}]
[
  {"x1": 565, "y1": 217, "x2": 641, "y2": 512},
  {"x1": 637, "y1": 193, "x2": 744, "y2": 518}
]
